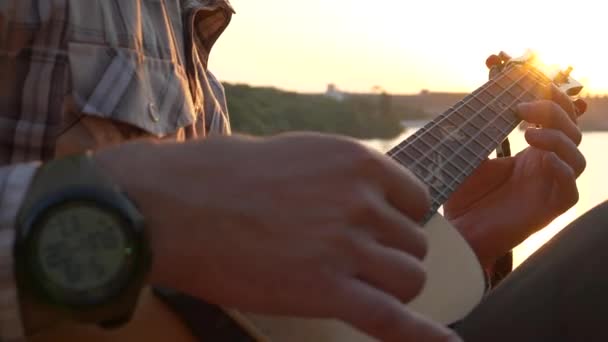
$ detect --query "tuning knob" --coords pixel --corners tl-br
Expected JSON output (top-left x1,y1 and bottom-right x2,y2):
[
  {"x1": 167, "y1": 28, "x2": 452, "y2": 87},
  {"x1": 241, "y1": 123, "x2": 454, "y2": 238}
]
[
  {"x1": 498, "y1": 51, "x2": 512, "y2": 63},
  {"x1": 485, "y1": 54, "x2": 502, "y2": 69},
  {"x1": 554, "y1": 66, "x2": 574, "y2": 84}
]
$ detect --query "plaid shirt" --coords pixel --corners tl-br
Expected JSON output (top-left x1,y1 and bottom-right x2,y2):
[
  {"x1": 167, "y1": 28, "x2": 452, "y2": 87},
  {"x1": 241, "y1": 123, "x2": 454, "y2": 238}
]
[{"x1": 0, "y1": 0, "x2": 233, "y2": 339}]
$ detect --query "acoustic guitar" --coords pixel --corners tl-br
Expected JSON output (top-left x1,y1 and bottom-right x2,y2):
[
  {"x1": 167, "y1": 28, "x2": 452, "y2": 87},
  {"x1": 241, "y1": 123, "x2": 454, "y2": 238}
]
[{"x1": 30, "y1": 51, "x2": 583, "y2": 341}]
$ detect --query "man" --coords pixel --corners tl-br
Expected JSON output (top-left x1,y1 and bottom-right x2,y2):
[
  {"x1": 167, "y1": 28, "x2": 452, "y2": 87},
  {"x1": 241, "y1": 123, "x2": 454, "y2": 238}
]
[{"x1": 0, "y1": 1, "x2": 598, "y2": 341}]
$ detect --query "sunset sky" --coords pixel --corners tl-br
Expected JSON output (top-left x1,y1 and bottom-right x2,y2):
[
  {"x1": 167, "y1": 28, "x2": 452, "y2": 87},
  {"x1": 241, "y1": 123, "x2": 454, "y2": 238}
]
[{"x1": 211, "y1": 0, "x2": 608, "y2": 95}]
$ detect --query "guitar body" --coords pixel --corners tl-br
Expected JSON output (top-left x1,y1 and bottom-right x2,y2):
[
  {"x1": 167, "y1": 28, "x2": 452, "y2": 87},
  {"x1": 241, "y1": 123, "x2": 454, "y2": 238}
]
[{"x1": 240, "y1": 213, "x2": 485, "y2": 341}]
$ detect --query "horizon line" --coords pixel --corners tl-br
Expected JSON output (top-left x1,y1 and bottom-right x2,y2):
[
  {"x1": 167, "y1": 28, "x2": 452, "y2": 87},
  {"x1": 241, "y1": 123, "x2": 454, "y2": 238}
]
[{"x1": 222, "y1": 82, "x2": 607, "y2": 97}]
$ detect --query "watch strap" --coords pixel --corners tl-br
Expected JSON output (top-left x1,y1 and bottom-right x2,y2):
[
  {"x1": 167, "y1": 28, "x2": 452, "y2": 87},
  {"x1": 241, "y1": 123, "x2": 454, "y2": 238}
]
[
  {"x1": 19, "y1": 153, "x2": 123, "y2": 223},
  {"x1": 0, "y1": 164, "x2": 39, "y2": 341}
]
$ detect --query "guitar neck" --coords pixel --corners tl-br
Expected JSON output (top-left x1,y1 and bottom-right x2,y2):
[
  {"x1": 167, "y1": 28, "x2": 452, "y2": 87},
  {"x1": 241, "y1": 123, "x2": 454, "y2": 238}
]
[{"x1": 388, "y1": 64, "x2": 552, "y2": 220}]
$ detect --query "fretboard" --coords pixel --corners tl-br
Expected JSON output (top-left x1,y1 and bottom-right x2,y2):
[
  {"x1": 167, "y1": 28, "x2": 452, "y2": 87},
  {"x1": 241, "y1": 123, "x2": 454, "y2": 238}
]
[{"x1": 388, "y1": 64, "x2": 552, "y2": 221}]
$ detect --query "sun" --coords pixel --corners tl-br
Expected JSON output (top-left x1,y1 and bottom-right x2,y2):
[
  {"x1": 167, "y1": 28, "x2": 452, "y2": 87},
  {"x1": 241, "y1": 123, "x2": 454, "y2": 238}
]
[{"x1": 528, "y1": 44, "x2": 608, "y2": 96}]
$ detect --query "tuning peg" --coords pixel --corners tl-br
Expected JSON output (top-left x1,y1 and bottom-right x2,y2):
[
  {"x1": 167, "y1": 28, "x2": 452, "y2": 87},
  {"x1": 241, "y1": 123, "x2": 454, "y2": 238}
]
[
  {"x1": 574, "y1": 98, "x2": 587, "y2": 116},
  {"x1": 554, "y1": 66, "x2": 574, "y2": 84},
  {"x1": 485, "y1": 54, "x2": 502, "y2": 69},
  {"x1": 498, "y1": 51, "x2": 512, "y2": 63}
]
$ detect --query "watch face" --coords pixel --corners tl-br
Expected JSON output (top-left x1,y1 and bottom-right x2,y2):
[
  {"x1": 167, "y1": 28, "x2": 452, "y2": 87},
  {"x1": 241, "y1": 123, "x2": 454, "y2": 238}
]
[{"x1": 31, "y1": 201, "x2": 138, "y2": 306}]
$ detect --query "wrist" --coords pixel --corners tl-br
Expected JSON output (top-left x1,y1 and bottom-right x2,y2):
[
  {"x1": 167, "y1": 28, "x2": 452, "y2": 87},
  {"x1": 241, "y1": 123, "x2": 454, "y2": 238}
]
[{"x1": 91, "y1": 141, "x2": 179, "y2": 288}]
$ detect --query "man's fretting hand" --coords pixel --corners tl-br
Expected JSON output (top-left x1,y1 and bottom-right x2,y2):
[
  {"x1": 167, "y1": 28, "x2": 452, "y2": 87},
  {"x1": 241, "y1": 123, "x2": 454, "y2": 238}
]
[
  {"x1": 445, "y1": 85, "x2": 586, "y2": 268},
  {"x1": 94, "y1": 133, "x2": 461, "y2": 342}
]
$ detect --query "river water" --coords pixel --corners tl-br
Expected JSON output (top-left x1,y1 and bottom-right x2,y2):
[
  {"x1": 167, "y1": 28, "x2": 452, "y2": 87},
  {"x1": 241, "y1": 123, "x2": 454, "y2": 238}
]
[{"x1": 364, "y1": 127, "x2": 607, "y2": 267}]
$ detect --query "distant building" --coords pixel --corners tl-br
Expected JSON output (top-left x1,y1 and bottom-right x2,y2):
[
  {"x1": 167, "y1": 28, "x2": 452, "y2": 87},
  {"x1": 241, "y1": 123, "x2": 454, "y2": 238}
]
[{"x1": 325, "y1": 83, "x2": 346, "y2": 101}]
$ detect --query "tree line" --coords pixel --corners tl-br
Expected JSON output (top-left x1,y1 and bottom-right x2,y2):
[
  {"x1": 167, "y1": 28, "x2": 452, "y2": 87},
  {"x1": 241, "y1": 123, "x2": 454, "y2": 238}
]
[{"x1": 224, "y1": 83, "x2": 429, "y2": 139}]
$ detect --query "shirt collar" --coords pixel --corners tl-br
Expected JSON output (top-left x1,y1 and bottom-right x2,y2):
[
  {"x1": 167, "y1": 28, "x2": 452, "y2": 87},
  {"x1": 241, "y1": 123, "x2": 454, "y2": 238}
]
[{"x1": 182, "y1": 0, "x2": 234, "y2": 60}]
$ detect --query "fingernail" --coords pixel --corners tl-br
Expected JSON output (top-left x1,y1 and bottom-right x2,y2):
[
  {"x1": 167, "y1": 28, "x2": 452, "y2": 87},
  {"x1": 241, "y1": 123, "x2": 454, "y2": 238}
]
[
  {"x1": 574, "y1": 99, "x2": 587, "y2": 116},
  {"x1": 525, "y1": 127, "x2": 541, "y2": 137},
  {"x1": 516, "y1": 102, "x2": 532, "y2": 112}
]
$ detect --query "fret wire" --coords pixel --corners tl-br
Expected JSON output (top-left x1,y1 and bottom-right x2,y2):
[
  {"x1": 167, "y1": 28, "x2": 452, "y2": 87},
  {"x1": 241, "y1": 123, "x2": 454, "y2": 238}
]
[
  {"x1": 451, "y1": 108, "x2": 467, "y2": 122},
  {"x1": 496, "y1": 113, "x2": 512, "y2": 125},
  {"x1": 391, "y1": 151, "x2": 414, "y2": 165},
  {"x1": 494, "y1": 122, "x2": 512, "y2": 137},
  {"x1": 465, "y1": 100, "x2": 485, "y2": 113},
  {"x1": 444, "y1": 158, "x2": 466, "y2": 180},
  {"x1": 478, "y1": 132, "x2": 495, "y2": 147},
  {"x1": 401, "y1": 141, "x2": 431, "y2": 168},
  {"x1": 468, "y1": 116, "x2": 484, "y2": 130},
  {"x1": 392, "y1": 146, "x2": 424, "y2": 163},
  {"x1": 426, "y1": 127, "x2": 445, "y2": 143},
  {"x1": 461, "y1": 143, "x2": 488, "y2": 166},
  {"x1": 391, "y1": 67, "x2": 548, "y2": 209},
  {"x1": 414, "y1": 137, "x2": 435, "y2": 154},
  {"x1": 432, "y1": 176, "x2": 458, "y2": 193},
  {"x1": 443, "y1": 111, "x2": 463, "y2": 126},
  {"x1": 468, "y1": 139, "x2": 492, "y2": 157},
  {"x1": 455, "y1": 152, "x2": 479, "y2": 170},
  {"x1": 408, "y1": 139, "x2": 427, "y2": 156},
  {"x1": 506, "y1": 84, "x2": 522, "y2": 99},
  {"x1": 484, "y1": 83, "x2": 506, "y2": 100},
  {"x1": 391, "y1": 154, "x2": 407, "y2": 165},
  {"x1": 479, "y1": 107, "x2": 498, "y2": 121}
]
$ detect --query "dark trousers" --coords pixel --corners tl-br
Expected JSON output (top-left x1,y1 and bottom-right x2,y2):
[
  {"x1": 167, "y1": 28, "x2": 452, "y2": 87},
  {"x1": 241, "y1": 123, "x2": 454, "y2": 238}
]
[{"x1": 455, "y1": 201, "x2": 608, "y2": 341}]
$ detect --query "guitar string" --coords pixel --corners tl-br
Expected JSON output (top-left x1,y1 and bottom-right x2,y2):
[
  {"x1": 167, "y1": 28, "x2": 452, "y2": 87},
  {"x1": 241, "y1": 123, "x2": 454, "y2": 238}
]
[
  {"x1": 426, "y1": 75, "x2": 542, "y2": 207},
  {"x1": 387, "y1": 64, "x2": 551, "y2": 159},
  {"x1": 391, "y1": 67, "x2": 545, "y2": 173},
  {"x1": 386, "y1": 68, "x2": 516, "y2": 158},
  {"x1": 388, "y1": 66, "x2": 546, "y2": 167},
  {"x1": 389, "y1": 68, "x2": 548, "y2": 210}
]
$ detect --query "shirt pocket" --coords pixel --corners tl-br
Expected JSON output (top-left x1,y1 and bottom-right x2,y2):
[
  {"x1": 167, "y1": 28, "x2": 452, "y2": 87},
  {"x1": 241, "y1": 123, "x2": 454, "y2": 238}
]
[{"x1": 67, "y1": 42, "x2": 196, "y2": 137}]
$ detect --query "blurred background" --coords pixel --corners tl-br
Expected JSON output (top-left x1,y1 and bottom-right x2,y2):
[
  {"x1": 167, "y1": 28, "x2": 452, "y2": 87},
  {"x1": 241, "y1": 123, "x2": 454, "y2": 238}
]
[{"x1": 211, "y1": 0, "x2": 608, "y2": 267}]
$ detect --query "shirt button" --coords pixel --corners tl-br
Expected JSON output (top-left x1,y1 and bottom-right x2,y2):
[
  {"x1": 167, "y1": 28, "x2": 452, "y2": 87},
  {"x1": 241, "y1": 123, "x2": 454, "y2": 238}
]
[{"x1": 148, "y1": 103, "x2": 160, "y2": 122}]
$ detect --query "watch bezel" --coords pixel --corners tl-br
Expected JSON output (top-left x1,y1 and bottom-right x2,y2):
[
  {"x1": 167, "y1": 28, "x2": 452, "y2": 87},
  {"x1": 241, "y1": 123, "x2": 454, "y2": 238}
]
[{"x1": 15, "y1": 186, "x2": 150, "y2": 311}]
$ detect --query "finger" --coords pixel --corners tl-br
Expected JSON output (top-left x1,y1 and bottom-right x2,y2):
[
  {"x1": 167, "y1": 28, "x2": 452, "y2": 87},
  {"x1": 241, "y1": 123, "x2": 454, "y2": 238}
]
[
  {"x1": 546, "y1": 84, "x2": 577, "y2": 123},
  {"x1": 516, "y1": 100, "x2": 582, "y2": 145},
  {"x1": 542, "y1": 152, "x2": 579, "y2": 213},
  {"x1": 333, "y1": 278, "x2": 461, "y2": 342},
  {"x1": 574, "y1": 98, "x2": 588, "y2": 116},
  {"x1": 356, "y1": 190, "x2": 428, "y2": 259},
  {"x1": 525, "y1": 128, "x2": 586, "y2": 177},
  {"x1": 374, "y1": 154, "x2": 432, "y2": 222},
  {"x1": 356, "y1": 242, "x2": 427, "y2": 304}
]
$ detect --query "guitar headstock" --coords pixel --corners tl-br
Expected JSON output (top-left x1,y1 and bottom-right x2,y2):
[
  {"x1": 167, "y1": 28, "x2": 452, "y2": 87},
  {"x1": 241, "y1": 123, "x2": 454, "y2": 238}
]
[{"x1": 486, "y1": 50, "x2": 584, "y2": 97}]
